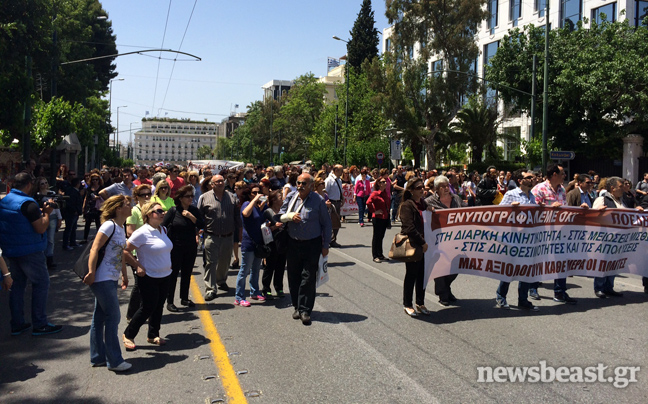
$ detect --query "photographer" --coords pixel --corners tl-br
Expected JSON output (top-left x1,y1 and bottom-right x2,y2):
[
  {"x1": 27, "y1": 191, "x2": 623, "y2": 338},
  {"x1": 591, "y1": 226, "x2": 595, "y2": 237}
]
[
  {"x1": 0, "y1": 173, "x2": 63, "y2": 336},
  {"x1": 60, "y1": 177, "x2": 83, "y2": 250},
  {"x1": 35, "y1": 177, "x2": 62, "y2": 270}
]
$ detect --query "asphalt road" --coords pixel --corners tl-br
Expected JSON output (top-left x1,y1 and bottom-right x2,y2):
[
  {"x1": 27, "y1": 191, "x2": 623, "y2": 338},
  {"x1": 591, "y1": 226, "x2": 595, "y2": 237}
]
[{"x1": 1, "y1": 216, "x2": 647, "y2": 403}]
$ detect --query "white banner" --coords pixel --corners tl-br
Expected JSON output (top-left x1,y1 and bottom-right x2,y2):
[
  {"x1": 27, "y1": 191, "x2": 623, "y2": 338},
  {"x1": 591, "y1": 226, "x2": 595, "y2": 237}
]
[
  {"x1": 422, "y1": 206, "x2": 648, "y2": 288},
  {"x1": 187, "y1": 160, "x2": 244, "y2": 172},
  {"x1": 340, "y1": 183, "x2": 358, "y2": 216}
]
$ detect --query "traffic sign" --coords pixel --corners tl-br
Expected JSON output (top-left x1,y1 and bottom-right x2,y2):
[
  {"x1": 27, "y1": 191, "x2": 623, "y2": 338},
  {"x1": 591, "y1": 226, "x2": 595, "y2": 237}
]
[
  {"x1": 390, "y1": 140, "x2": 402, "y2": 160},
  {"x1": 376, "y1": 152, "x2": 384, "y2": 165},
  {"x1": 550, "y1": 151, "x2": 575, "y2": 160}
]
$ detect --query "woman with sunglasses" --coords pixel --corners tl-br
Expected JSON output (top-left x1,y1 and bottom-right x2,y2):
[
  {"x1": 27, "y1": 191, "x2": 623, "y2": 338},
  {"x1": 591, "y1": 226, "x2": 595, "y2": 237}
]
[
  {"x1": 82, "y1": 195, "x2": 132, "y2": 372},
  {"x1": 162, "y1": 185, "x2": 205, "y2": 311},
  {"x1": 122, "y1": 202, "x2": 173, "y2": 349},
  {"x1": 82, "y1": 174, "x2": 104, "y2": 244},
  {"x1": 152, "y1": 180, "x2": 174, "y2": 211},
  {"x1": 35, "y1": 177, "x2": 62, "y2": 270},
  {"x1": 366, "y1": 178, "x2": 390, "y2": 262},
  {"x1": 124, "y1": 184, "x2": 152, "y2": 321},
  {"x1": 399, "y1": 178, "x2": 430, "y2": 317},
  {"x1": 235, "y1": 185, "x2": 268, "y2": 306}
]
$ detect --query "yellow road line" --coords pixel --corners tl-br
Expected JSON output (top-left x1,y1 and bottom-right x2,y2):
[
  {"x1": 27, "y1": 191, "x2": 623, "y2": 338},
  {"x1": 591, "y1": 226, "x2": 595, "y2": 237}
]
[{"x1": 189, "y1": 277, "x2": 247, "y2": 404}]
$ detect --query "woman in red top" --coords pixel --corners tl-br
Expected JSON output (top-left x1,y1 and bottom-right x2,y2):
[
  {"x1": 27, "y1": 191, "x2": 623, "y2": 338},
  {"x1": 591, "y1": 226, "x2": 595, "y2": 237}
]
[
  {"x1": 366, "y1": 178, "x2": 390, "y2": 262},
  {"x1": 353, "y1": 168, "x2": 371, "y2": 227}
]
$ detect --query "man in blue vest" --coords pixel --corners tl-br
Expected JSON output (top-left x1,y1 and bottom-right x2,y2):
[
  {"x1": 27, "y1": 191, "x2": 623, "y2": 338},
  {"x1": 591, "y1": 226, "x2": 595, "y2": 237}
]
[{"x1": 0, "y1": 173, "x2": 63, "y2": 336}]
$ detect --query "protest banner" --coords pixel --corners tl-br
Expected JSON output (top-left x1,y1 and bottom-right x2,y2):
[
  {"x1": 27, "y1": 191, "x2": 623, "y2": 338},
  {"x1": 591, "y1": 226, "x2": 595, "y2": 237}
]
[
  {"x1": 422, "y1": 206, "x2": 648, "y2": 288},
  {"x1": 340, "y1": 183, "x2": 358, "y2": 216},
  {"x1": 187, "y1": 160, "x2": 244, "y2": 172}
]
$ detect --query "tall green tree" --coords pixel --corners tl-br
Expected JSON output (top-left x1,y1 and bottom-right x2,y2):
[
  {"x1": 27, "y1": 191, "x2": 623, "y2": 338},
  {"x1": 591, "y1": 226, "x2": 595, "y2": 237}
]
[
  {"x1": 384, "y1": 0, "x2": 488, "y2": 168},
  {"x1": 486, "y1": 19, "x2": 648, "y2": 159},
  {"x1": 347, "y1": 0, "x2": 380, "y2": 70},
  {"x1": 449, "y1": 96, "x2": 500, "y2": 162}
]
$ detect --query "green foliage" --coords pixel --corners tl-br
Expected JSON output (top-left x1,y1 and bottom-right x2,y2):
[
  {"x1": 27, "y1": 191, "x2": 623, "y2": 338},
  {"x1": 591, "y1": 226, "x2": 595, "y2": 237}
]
[
  {"x1": 346, "y1": 0, "x2": 380, "y2": 70},
  {"x1": 522, "y1": 136, "x2": 555, "y2": 169},
  {"x1": 446, "y1": 143, "x2": 468, "y2": 164},
  {"x1": 31, "y1": 97, "x2": 76, "y2": 152},
  {"x1": 449, "y1": 96, "x2": 499, "y2": 162},
  {"x1": 486, "y1": 19, "x2": 648, "y2": 159},
  {"x1": 196, "y1": 145, "x2": 212, "y2": 159},
  {"x1": 383, "y1": 0, "x2": 489, "y2": 168}
]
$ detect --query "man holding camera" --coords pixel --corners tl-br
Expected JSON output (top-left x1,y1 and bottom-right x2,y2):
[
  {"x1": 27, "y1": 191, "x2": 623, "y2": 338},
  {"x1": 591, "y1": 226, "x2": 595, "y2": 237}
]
[{"x1": 0, "y1": 173, "x2": 63, "y2": 336}]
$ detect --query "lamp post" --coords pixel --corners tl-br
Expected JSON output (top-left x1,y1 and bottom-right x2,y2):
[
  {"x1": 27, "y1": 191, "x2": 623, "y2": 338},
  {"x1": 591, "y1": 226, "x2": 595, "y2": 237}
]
[
  {"x1": 108, "y1": 78, "x2": 124, "y2": 157},
  {"x1": 332, "y1": 35, "x2": 349, "y2": 166},
  {"x1": 115, "y1": 105, "x2": 127, "y2": 154},
  {"x1": 541, "y1": 0, "x2": 550, "y2": 176}
]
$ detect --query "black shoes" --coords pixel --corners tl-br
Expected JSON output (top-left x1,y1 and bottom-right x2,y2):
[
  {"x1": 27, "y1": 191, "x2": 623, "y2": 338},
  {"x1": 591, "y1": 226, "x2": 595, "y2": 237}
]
[
  {"x1": 604, "y1": 290, "x2": 623, "y2": 297},
  {"x1": 229, "y1": 261, "x2": 240, "y2": 269},
  {"x1": 299, "y1": 312, "x2": 311, "y2": 325},
  {"x1": 448, "y1": 294, "x2": 458, "y2": 302},
  {"x1": 204, "y1": 291, "x2": 217, "y2": 301},
  {"x1": 595, "y1": 291, "x2": 608, "y2": 299},
  {"x1": 553, "y1": 294, "x2": 577, "y2": 304},
  {"x1": 32, "y1": 323, "x2": 63, "y2": 336},
  {"x1": 438, "y1": 300, "x2": 450, "y2": 307},
  {"x1": 181, "y1": 299, "x2": 195, "y2": 307},
  {"x1": 330, "y1": 241, "x2": 342, "y2": 248},
  {"x1": 167, "y1": 303, "x2": 179, "y2": 312},
  {"x1": 218, "y1": 283, "x2": 230, "y2": 292},
  {"x1": 11, "y1": 323, "x2": 32, "y2": 336},
  {"x1": 292, "y1": 310, "x2": 301, "y2": 320}
]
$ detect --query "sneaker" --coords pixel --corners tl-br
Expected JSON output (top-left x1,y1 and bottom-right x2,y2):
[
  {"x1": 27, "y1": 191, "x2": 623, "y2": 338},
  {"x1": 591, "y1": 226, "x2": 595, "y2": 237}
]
[
  {"x1": 496, "y1": 299, "x2": 510, "y2": 309},
  {"x1": 529, "y1": 290, "x2": 541, "y2": 300},
  {"x1": 359, "y1": 222, "x2": 364, "y2": 227},
  {"x1": 234, "y1": 300, "x2": 251, "y2": 307},
  {"x1": 204, "y1": 291, "x2": 217, "y2": 301},
  {"x1": 275, "y1": 290, "x2": 285, "y2": 298},
  {"x1": 64, "y1": 246, "x2": 74, "y2": 251},
  {"x1": 518, "y1": 302, "x2": 539, "y2": 311},
  {"x1": 91, "y1": 362, "x2": 107, "y2": 367},
  {"x1": 11, "y1": 323, "x2": 32, "y2": 336},
  {"x1": 553, "y1": 294, "x2": 577, "y2": 304},
  {"x1": 250, "y1": 295, "x2": 266, "y2": 301},
  {"x1": 32, "y1": 323, "x2": 63, "y2": 336},
  {"x1": 108, "y1": 361, "x2": 132, "y2": 372}
]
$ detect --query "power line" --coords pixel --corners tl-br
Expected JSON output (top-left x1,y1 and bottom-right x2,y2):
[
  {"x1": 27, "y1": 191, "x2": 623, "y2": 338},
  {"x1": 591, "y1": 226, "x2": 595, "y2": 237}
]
[
  {"x1": 151, "y1": 0, "x2": 174, "y2": 115},
  {"x1": 160, "y1": 0, "x2": 199, "y2": 110}
]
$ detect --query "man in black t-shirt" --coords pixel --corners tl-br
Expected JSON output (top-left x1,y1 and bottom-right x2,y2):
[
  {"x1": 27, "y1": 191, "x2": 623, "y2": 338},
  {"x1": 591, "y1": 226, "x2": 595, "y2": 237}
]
[{"x1": 390, "y1": 165, "x2": 406, "y2": 222}]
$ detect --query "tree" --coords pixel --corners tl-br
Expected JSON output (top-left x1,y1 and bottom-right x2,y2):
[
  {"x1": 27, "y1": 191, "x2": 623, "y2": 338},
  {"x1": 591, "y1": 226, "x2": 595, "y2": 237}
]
[
  {"x1": 196, "y1": 145, "x2": 212, "y2": 159},
  {"x1": 486, "y1": 19, "x2": 648, "y2": 159},
  {"x1": 449, "y1": 96, "x2": 500, "y2": 162},
  {"x1": 347, "y1": 0, "x2": 380, "y2": 70},
  {"x1": 384, "y1": 0, "x2": 488, "y2": 168}
]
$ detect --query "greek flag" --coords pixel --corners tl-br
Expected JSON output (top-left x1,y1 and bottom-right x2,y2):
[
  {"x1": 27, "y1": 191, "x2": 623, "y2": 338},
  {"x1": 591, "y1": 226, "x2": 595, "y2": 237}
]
[{"x1": 327, "y1": 57, "x2": 340, "y2": 72}]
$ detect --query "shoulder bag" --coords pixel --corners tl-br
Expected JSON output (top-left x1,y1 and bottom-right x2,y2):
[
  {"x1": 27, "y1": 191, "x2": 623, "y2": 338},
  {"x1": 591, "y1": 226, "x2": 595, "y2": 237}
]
[
  {"x1": 388, "y1": 233, "x2": 423, "y2": 263},
  {"x1": 73, "y1": 220, "x2": 116, "y2": 280}
]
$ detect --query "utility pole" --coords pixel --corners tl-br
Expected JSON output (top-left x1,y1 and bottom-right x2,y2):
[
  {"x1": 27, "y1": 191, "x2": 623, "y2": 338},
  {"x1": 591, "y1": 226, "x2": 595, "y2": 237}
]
[{"x1": 541, "y1": 0, "x2": 550, "y2": 176}]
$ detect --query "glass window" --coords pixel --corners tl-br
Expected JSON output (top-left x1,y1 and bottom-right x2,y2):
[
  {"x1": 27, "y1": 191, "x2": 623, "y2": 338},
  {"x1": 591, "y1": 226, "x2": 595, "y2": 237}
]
[
  {"x1": 560, "y1": 0, "x2": 582, "y2": 30},
  {"x1": 637, "y1": 1, "x2": 648, "y2": 27},
  {"x1": 488, "y1": 0, "x2": 499, "y2": 34},
  {"x1": 591, "y1": 3, "x2": 616, "y2": 24},
  {"x1": 483, "y1": 41, "x2": 499, "y2": 102},
  {"x1": 535, "y1": 0, "x2": 546, "y2": 17},
  {"x1": 510, "y1": 0, "x2": 521, "y2": 26},
  {"x1": 504, "y1": 127, "x2": 521, "y2": 161}
]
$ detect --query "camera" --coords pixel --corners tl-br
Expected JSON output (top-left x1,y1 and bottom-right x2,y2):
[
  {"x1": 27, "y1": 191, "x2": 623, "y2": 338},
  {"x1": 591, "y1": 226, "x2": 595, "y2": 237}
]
[
  {"x1": 45, "y1": 194, "x2": 69, "y2": 210},
  {"x1": 259, "y1": 195, "x2": 268, "y2": 203}
]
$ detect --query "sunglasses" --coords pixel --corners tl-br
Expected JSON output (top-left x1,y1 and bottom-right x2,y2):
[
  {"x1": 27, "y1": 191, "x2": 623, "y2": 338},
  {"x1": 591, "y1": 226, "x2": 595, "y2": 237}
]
[
  {"x1": 182, "y1": 194, "x2": 194, "y2": 198},
  {"x1": 40, "y1": 182, "x2": 48, "y2": 186},
  {"x1": 523, "y1": 176, "x2": 535, "y2": 180},
  {"x1": 413, "y1": 185, "x2": 424, "y2": 190},
  {"x1": 138, "y1": 193, "x2": 152, "y2": 197},
  {"x1": 152, "y1": 209, "x2": 165, "y2": 215},
  {"x1": 251, "y1": 191, "x2": 259, "y2": 195}
]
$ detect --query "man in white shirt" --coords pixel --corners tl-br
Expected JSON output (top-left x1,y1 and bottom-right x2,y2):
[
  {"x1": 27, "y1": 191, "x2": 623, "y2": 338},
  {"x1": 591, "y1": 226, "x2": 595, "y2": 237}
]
[{"x1": 324, "y1": 165, "x2": 344, "y2": 248}]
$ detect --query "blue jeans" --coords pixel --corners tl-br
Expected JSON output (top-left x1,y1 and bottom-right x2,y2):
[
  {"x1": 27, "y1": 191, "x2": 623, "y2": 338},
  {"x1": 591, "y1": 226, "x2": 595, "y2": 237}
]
[
  {"x1": 235, "y1": 250, "x2": 261, "y2": 301},
  {"x1": 554, "y1": 278, "x2": 567, "y2": 296},
  {"x1": 391, "y1": 193, "x2": 401, "y2": 221},
  {"x1": 594, "y1": 275, "x2": 616, "y2": 293},
  {"x1": 46, "y1": 217, "x2": 58, "y2": 257},
  {"x1": 497, "y1": 281, "x2": 531, "y2": 305},
  {"x1": 8, "y1": 252, "x2": 51, "y2": 328},
  {"x1": 356, "y1": 196, "x2": 367, "y2": 224},
  {"x1": 89, "y1": 280, "x2": 125, "y2": 367}
]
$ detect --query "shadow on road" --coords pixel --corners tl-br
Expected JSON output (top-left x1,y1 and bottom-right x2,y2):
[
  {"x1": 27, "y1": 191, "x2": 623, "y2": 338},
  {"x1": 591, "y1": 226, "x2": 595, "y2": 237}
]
[{"x1": 315, "y1": 311, "x2": 368, "y2": 324}]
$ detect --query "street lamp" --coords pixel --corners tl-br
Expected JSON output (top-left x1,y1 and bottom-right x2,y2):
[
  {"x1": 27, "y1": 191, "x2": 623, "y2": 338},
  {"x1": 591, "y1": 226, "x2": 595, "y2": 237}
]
[
  {"x1": 108, "y1": 78, "x2": 124, "y2": 155},
  {"x1": 115, "y1": 105, "x2": 127, "y2": 153},
  {"x1": 332, "y1": 35, "x2": 350, "y2": 166}
]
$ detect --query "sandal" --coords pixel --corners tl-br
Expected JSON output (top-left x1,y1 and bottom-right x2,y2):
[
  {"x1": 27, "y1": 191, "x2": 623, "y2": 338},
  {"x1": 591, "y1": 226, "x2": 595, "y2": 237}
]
[
  {"x1": 416, "y1": 304, "x2": 431, "y2": 315},
  {"x1": 147, "y1": 337, "x2": 167, "y2": 346},
  {"x1": 404, "y1": 307, "x2": 418, "y2": 317},
  {"x1": 123, "y1": 335, "x2": 136, "y2": 351}
]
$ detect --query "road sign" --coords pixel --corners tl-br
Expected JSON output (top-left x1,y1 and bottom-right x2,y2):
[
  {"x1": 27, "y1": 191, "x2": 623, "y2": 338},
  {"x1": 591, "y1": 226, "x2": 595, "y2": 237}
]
[
  {"x1": 550, "y1": 151, "x2": 575, "y2": 160},
  {"x1": 390, "y1": 140, "x2": 402, "y2": 160},
  {"x1": 376, "y1": 152, "x2": 384, "y2": 165}
]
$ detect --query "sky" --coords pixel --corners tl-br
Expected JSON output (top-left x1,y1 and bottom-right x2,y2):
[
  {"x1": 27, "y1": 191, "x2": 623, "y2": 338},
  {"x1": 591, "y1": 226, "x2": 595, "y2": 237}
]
[{"x1": 100, "y1": 0, "x2": 390, "y2": 146}]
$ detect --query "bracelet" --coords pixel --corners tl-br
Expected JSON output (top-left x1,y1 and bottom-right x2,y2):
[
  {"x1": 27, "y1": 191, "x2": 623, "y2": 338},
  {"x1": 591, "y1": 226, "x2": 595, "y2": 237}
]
[{"x1": 3, "y1": 272, "x2": 10, "y2": 278}]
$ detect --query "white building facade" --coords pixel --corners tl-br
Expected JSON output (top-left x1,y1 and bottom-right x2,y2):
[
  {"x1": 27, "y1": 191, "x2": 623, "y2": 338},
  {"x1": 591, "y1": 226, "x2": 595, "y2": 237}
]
[
  {"x1": 134, "y1": 119, "x2": 220, "y2": 166},
  {"x1": 383, "y1": 0, "x2": 647, "y2": 161}
]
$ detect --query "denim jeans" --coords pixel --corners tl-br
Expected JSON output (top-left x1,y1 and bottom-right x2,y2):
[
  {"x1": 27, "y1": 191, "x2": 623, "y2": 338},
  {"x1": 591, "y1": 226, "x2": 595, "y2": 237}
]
[
  {"x1": 46, "y1": 217, "x2": 58, "y2": 257},
  {"x1": 356, "y1": 196, "x2": 367, "y2": 224},
  {"x1": 235, "y1": 250, "x2": 261, "y2": 301},
  {"x1": 497, "y1": 281, "x2": 532, "y2": 305},
  {"x1": 391, "y1": 193, "x2": 402, "y2": 221},
  {"x1": 8, "y1": 252, "x2": 51, "y2": 329},
  {"x1": 554, "y1": 278, "x2": 567, "y2": 296},
  {"x1": 594, "y1": 275, "x2": 616, "y2": 293},
  {"x1": 89, "y1": 280, "x2": 125, "y2": 368}
]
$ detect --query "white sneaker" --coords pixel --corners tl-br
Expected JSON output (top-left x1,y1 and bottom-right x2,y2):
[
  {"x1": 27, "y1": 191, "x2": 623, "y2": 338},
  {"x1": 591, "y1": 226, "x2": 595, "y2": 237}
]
[{"x1": 108, "y1": 361, "x2": 132, "y2": 372}]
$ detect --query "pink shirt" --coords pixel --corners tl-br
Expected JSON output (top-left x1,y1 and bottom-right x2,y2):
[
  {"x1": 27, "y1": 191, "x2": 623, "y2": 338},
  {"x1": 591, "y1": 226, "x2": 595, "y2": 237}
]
[
  {"x1": 354, "y1": 178, "x2": 372, "y2": 198},
  {"x1": 531, "y1": 180, "x2": 567, "y2": 205}
]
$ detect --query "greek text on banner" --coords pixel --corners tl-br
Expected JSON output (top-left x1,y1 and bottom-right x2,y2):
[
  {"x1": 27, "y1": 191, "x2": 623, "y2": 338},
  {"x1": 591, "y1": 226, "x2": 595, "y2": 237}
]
[{"x1": 422, "y1": 206, "x2": 648, "y2": 288}]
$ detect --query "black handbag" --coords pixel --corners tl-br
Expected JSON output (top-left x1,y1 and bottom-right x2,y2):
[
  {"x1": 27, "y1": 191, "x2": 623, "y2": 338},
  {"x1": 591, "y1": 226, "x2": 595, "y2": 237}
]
[
  {"x1": 73, "y1": 220, "x2": 116, "y2": 280},
  {"x1": 254, "y1": 242, "x2": 272, "y2": 259}
]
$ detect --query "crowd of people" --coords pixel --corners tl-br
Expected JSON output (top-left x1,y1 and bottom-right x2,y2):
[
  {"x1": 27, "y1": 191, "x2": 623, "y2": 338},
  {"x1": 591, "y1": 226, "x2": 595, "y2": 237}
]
[{"x1": 1, "y1": 160, "x2": 648, "y2": 372}]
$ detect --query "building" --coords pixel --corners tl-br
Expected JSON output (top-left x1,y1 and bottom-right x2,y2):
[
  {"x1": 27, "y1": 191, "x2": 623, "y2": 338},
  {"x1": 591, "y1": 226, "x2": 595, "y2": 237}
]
[
  {"x1": 219, "y1": 113, "x2": 247, "y2": 139},
  {"x1": 318, "y1": 61, "x2": 345, "y2": 105},
  {"x1": 134, "y1": 118, "x2": 220, "y2": 166},
  {"x1": 262, "y1": 80, "x2": 293, "y2": 101},
  {"x1": 383, "y1": 0, "x2": 646, "y2": 161}
]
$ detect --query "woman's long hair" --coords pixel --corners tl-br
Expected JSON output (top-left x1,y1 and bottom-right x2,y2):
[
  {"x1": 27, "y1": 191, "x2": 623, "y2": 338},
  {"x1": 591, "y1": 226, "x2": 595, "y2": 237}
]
[
  {"x1": 174, "y1": 184, "x2": 195, "y2": 207},
  {"x1": 100, "y1": 195, "x2": 129, "y2": 223},
  {"x1": 398, "y1": 178, "x2": 423, "y2": 220}
]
